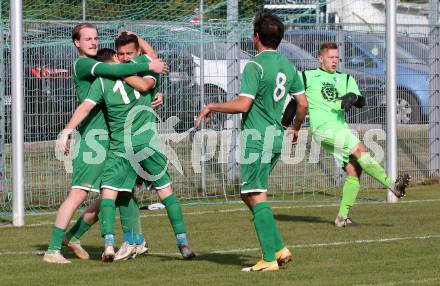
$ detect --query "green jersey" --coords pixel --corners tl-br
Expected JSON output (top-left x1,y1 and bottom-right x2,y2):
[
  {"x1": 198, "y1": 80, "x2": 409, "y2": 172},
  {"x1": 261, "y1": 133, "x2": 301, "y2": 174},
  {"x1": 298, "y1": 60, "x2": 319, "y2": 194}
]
[
  {"x1": 240, "y1": 50, "x2": 304, "y2": 152},
  {"x1": 73, "y1": 56, "x2": 150, "y2": 135},
  {"x1": 301, "y1": 68, "x2": 360, "y2": 130},
  {"x1": 86, "y1": 55, "x2": 159, "y2": 150}
]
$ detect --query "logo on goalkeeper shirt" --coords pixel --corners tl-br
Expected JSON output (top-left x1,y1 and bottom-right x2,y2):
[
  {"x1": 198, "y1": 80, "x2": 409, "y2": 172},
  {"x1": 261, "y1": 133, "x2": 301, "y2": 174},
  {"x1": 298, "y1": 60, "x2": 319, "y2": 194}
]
[{"x1": 321, "y1": 82, "x2": 339, "y2": 102}]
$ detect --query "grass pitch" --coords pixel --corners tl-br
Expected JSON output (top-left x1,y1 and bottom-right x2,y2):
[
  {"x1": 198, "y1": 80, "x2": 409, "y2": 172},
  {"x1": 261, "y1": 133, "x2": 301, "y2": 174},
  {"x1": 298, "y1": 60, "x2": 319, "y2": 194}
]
[{"x1": 0, "y1": 185, "x2": 439, "y2": 286}]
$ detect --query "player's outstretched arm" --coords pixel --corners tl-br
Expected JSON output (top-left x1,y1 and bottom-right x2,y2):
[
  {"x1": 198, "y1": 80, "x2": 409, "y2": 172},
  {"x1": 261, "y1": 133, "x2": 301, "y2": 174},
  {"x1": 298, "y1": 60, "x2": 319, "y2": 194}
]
[
  {"x1": 293, "y1": 93, "x2": 308, "y2": 129},
  {"x1": 195, "y1": 96, "x2": 253, "y2": 128},
  {"x1": 91, "y1": 60, "x2": 149, "y2": 77},
  {"x1": 65, "y1": 101, "x2": 95, "y2": 131},
  {"x1": 76, "y1": 58, "x2": 150, "y2": 79},
  {"x1": 123, "y1": 75, "x2": 156, "y2": 92},
  {"x1": 122, "y1": 75, "x2": 163, "y2": 108},
  {"x1": 281, "y1": 99, "x2": 297, "y2": 128},
  {"x1": 139, "y1": 37, "x2": 158, "y2": 59},
  {"x1": 291, "y1": 93, "x2": 308, "y2": 144},
  {"x1": 148, "y1": 58, "x2": 168, "y2": 74},
  {"x1": 57, "y1": 101, "x2": 95, "y2": 155},
  {"x1": 88, "y1": 59, "x2": 167, "y2": 78}
]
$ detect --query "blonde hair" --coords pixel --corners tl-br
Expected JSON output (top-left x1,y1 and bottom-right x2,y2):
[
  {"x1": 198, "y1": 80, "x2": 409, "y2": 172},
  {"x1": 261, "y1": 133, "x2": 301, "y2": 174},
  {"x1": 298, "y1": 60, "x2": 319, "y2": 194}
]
[{"x1": 71, "y1": 23, "x2": 97, "y2": 42}]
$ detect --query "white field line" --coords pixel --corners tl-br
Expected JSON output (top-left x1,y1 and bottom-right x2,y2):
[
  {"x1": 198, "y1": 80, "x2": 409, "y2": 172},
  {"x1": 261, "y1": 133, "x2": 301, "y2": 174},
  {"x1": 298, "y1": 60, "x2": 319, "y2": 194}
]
[
  {"x1": 355, "y1": 277, "x2": 440, "y2": 286},
  {"x1": 1, "y1": 234, "x2": 439, "y2": 257},
  {"x1": 209, "y1": 234, "x2": 440, "y2": 254},
  {"x1": 15, "y1": 197, "x2": 440, "y2": 218},
  {"x1": 1, "y1": 198, "x2": 440, "y2": 228}
]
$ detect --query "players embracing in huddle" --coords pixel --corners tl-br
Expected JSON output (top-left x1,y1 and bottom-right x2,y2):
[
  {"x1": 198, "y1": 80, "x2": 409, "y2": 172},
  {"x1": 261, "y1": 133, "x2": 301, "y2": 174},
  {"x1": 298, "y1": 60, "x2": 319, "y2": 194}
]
[{"x1": 44, "y1": 24, "x2": 195, "y2": 264}]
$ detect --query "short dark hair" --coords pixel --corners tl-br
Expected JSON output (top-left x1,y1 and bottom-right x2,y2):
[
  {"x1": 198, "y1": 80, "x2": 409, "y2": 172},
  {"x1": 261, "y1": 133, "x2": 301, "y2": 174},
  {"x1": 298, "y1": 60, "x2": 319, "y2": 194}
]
[
  {"x1": 96, "y1": 48, "x2": 116, "y2": 62},
  {"x1": 71, "y1": 23, "x2": 97, "y2": 42},
  {"x1": 319, "y1": 42, "x2": 338, "y2": 55},
  {"x1": 115, "y1": 32, "x2": 139, "y2": 50},
  {"x1": 253, "y1": 13, "x2": 284, "y2": 49}
]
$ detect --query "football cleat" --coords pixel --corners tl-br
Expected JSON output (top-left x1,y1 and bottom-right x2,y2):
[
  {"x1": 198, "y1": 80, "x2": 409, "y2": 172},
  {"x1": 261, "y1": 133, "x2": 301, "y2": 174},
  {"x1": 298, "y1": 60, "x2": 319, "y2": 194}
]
[
  {"x1": 63, "y1": 238, "x2": 89, "y2": 260},
  {"x1": 334, "y1": 215, "x2": 359, "y2": 227},
  {"x1": 114, "y1": 242, "x2": 136, "y2": 261},
  {"x1": 242, "y1": 259, "x2": 279, "y2": 272},
  {"x1": 178, "y1": 244, "x2": 196, "y2": 259},
  {"x1": 43, "y1": 250, "x2": 71, "y2": 264},
  {"x1": 101, "y1": 244, "x2": 115, "y2": 263},
  {"x1": 389, "y1": 174, "x2": 411, "y2": 198},
  {"x1": 275, "y1": 247, "x2": 292, "y2": 266},
  {"x1": 132, "y1": 240, "x2": 149, "y2": 259}
]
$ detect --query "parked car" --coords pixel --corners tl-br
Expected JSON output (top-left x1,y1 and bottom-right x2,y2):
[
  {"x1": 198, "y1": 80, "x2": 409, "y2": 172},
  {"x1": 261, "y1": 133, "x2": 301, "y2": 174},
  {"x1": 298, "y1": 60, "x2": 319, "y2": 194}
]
[
  {"x1": 378, "y1": 33, "x2": 429, "y2": 65},
  {"x1": 2, "y1": 40, "x2": 77, "y2": 142},
  {"x1": 284, "y1": 30, "x2": 429, "y2": 124}
]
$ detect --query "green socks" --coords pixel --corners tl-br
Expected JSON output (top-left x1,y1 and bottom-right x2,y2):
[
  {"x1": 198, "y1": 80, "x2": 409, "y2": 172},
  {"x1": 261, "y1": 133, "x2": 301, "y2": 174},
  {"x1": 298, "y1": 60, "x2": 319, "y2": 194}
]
[
  {"x1": 338, "y1": 176, "x2": 360, "y2": 217},
  {"x1": 252, "y1": 202, "x2": 283, "y2": 262},
  {"x1": 357, "y1": 153, "x2": 393, "y2": 188},
  {"x1": 98, "y1": 199, "x2": 116, "y2": 236},
  {"x1": 273, "y1": 223, "x2": 285, "y2": 253},
  {"x1": 48, "y1": 226, "x2": 66, "y2": 251},
  {"x1": 162, "y1": 194, "x2": 187, "y2": 235},
  {"x1": 66, "y1": 217, "x2": 93, "y2": 242},
  {"x1": 116, "y1": 194, "x2": 142, "y2": 245}
]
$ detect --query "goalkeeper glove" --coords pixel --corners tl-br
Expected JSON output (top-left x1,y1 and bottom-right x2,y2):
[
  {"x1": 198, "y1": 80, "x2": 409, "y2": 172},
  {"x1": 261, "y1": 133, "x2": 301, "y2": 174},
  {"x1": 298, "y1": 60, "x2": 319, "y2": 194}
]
[
  {"x1": 340, "y1": 92, "x2": 365, "y2": 112},
  {"x1": 353, "y1": 95, "x2": 366, "y2": 108}
]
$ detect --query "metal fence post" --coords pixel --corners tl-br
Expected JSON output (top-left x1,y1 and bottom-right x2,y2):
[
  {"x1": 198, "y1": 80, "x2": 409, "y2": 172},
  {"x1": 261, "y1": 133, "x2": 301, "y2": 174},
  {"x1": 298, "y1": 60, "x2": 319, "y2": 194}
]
[
  {"x1": 82, "y1": 0, "x2": 86, "y2": 21},
  {"x1": 0, "y1": 0, "x2": 7, "y2": 206},
  {"x1": 386, "y1": 0, "x2": 398, "y2": 203},
  {"x1": 200, "y1": 0, "x2": 206, "y2": 196},
  {"x1": 11, "y1": 0, "x2": 24, "y2": 225},
  {"x1": 429, "y1": 0, "x2": 440, "y2": 178},
  {"x1": 336, "y1": 29, "x2": 344, "y2": 70},
  {"x1": 226, "y1": 0, "x2": 240, "y2": 182}
]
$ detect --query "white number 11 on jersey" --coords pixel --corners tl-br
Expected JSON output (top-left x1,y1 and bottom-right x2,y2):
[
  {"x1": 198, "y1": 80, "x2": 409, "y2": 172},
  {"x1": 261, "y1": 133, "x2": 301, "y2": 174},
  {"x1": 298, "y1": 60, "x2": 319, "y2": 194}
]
[{"x1": 113, "y1": 80, "x2": 141, "y2": 104}]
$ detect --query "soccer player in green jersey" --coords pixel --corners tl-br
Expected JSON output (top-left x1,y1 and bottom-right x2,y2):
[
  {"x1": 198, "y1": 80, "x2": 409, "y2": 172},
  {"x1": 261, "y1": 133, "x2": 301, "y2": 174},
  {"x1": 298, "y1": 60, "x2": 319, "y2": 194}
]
[
  {"x1": 44, "y1": 23, "x2": 168, "y2": 264},
  {"x1": 196, "y1": 13, "x2": 308, "y2": 272},
  {"x1": 290, "y1": 42, "x2": 410, "y2": 227},
  {"x1": 58, "y1": 47, "x2": 195, "y2": 262},
  {"x1": 110, "y1": 32, "x2": 167, "y2": 261}
]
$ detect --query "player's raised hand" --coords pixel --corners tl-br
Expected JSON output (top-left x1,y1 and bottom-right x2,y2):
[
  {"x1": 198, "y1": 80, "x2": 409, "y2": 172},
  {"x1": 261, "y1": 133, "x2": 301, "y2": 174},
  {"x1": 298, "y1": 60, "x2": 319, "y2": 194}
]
[
  {"x1": 195, "y1": 105, "x2": 212, "y2": 129},
  {"x1": 149, "y1": 58, "x2": 169, "y2": 74},
  {"x1": 124, "y1": 30, "x2": 136, "y2": 36},
  {"x1": 152, "y1": 92, "x2": 163, "y2": 109}
]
